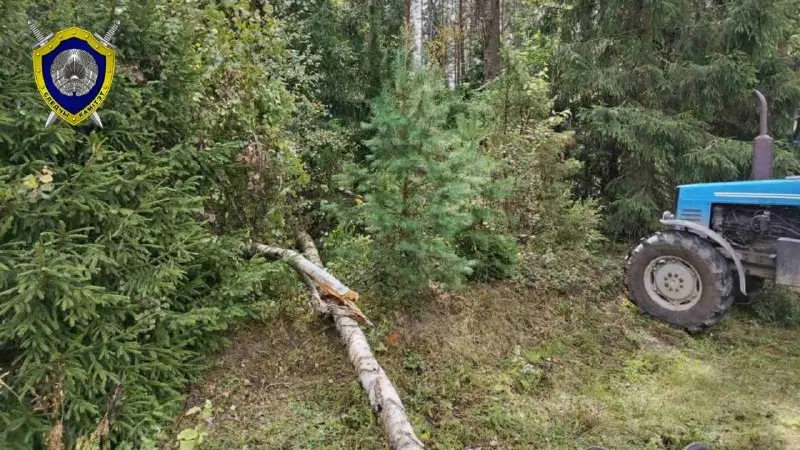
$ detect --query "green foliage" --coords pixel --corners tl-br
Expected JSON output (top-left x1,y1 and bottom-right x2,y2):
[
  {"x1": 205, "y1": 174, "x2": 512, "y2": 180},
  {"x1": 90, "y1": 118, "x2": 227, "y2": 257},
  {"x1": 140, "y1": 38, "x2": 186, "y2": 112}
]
[
  {"x1": 471, "y1": 47, "x2": 605, "y2": 292},
  {"x1": 175, "y1": 400, "x2": 213, "y2": 450},
  {"x1": 272, "y1": 0, "x2": 405, "y2": 125},
  {"x1": 0, "y1": 0, "x2": 298, "y2": 447},
  {"x1": 179, "y1": 0, "x2": 312, "y2": 241},
  {"x1": 550, "y1": 0, "x2": 800, "y2": 238},
  {"x1": 294, "y1": 122, "x2": 359, "y2": 235},
  {"x1": 488, "y1": 49, "x2": 603, "y2": 244},
  {"x1": 320, "y1": 227, "x2": 375, "y2": 293},
  {"x1": 336, "y1": 50, "x2": 501, "y2": 300},
  {"x1": 268, "y1": 0, "x2": 408, "y2": 237},
  {"x1": 743, "y1": 283, "x2": 800, "y2": 328},
  {"x1": 454, "y1": 230, "x2": 518, "y2": 282}
]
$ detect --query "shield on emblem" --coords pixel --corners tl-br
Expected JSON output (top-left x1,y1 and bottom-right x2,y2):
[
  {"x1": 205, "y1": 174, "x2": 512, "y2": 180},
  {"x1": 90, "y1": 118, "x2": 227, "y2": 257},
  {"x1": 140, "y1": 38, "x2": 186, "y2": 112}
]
[{"x1": 32, "y1": 27, "x2": 115, "y2": 126}]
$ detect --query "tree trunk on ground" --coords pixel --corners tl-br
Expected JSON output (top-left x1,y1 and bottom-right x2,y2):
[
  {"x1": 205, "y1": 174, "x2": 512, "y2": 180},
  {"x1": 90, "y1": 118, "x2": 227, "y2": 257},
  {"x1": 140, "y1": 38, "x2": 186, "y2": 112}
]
[
  {"x1": 251, "y1": 237, "x2": 425, "y2": 450},
  {"x1": 296, "y1": 233, "x2": 425, "y2": 450},
  {"x1": 482, "y1": 0, "x2": 501, "y2": 80},
  {"x1": 253, "y1": 243, "x2": 370, "y2": 324}
]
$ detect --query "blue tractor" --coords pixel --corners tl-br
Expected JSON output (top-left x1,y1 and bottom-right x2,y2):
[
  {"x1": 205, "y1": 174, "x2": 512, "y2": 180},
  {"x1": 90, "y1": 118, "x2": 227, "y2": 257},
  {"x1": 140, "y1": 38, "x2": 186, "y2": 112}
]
[{"x1": 625, "y1": 91, "x2": 800, "y2": 331}]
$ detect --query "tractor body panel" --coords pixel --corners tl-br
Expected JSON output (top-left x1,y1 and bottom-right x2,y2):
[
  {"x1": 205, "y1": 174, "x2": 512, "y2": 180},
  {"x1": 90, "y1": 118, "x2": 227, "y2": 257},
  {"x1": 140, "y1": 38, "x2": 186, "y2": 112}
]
[
  {"x1": 675, "y1": 178, "x2": 800, "y2": 226},
  {"x1": 777, "y1": 237, "x2": 800, "y2": 287}
]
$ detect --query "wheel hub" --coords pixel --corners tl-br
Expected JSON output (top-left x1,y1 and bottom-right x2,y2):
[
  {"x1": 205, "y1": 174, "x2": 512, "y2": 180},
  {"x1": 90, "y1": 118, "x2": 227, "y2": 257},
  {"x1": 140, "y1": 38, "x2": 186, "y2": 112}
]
[
  {"x1": 644, "y1": 257, "x2": 702, "y2": 311},
  {"x1": 653, "y1": 263, "x2": 695, "y2": 301}
]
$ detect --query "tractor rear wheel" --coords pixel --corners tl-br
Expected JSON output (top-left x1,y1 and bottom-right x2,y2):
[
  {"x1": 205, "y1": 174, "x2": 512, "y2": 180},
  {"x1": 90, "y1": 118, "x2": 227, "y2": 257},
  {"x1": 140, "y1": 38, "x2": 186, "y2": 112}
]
[{"x1": 625, "y1": 230, "x2": 734, "y2": 332}]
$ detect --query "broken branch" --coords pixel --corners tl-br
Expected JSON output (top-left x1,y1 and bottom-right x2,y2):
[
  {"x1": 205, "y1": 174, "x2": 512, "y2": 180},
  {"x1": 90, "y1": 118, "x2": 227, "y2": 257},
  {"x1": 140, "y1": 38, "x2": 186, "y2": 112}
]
[
  {"x1": 250, "y1": 242, "x2": 371, "y2": 325},
  {"x1": 253, "y1": 243, "x2": 358, "y2": 302},
  {"x1": 249, "y1": 235, "x2": 423, "y2": 448}
]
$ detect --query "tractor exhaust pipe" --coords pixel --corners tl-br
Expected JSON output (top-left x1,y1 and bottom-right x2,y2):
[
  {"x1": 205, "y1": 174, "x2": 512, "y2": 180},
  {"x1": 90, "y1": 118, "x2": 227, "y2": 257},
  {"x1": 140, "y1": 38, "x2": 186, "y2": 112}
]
[{"x1": 752, "y1": 89, "x2": 774, "y2": 180}]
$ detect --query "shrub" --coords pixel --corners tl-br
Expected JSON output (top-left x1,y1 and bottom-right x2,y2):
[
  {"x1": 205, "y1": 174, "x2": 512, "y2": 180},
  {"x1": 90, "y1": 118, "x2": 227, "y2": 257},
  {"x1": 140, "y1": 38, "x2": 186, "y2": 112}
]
[
  {"x1": 478, "y1": 47, "x2": 607, "y2": 292},
  {"x1": 743, "y1": 283, "x2": 800, "y2": 328},
  {"x1": 320, "y1": 227, "x2": 375, "y2": 294},
  {"x1": 455, "y1": 230, "x2": 518, "y2": 283}
]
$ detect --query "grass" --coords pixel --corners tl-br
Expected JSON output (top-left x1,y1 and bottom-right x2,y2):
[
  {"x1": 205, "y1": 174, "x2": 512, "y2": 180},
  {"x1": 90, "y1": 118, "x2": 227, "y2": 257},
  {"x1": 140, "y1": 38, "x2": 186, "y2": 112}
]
[{"x1": 162, "y1": 259, "x2": 800, "y2": 450}]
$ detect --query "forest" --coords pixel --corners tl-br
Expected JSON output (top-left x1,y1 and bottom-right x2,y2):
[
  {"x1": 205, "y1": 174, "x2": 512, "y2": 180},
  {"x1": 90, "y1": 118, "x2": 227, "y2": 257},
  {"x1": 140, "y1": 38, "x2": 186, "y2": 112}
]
[{"x1": 1, "y1": 0, "x2": 800, "y2": 449}]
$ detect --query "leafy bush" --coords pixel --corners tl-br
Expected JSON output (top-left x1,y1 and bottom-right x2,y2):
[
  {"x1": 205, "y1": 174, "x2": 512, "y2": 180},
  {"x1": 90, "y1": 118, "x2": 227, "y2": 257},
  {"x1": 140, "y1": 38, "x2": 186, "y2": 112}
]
[
  {"x1": 181, "y1": 1, "x2": 312, "y2": 241},
  {"x1": 0, "y1": 1, "x2": 299, "y2": 447},
  {"x1": 320, "y1": 227, "x2": 375, "y2": 293}
]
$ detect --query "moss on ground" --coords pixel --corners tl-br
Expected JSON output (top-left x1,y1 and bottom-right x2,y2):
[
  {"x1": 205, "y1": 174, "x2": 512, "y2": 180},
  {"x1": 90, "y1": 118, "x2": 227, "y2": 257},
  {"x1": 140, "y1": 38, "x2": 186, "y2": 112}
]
[{"x1": 163, "y1": 271, "x2": 800, "y2": 449}]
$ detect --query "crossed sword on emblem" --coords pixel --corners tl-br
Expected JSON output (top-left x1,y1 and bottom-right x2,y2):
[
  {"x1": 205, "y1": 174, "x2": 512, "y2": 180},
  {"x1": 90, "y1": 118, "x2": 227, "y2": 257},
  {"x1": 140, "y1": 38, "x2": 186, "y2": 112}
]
[{"x1": 27, "y1": 19, "x2": 121, "y2": 128}]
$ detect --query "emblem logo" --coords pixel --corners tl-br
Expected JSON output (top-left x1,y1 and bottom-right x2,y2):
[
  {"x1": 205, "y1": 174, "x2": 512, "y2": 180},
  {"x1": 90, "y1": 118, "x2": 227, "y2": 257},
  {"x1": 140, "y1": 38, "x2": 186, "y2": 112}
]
[{"x1": 27, "y1": 19, "x2": 121, "y2": 128}]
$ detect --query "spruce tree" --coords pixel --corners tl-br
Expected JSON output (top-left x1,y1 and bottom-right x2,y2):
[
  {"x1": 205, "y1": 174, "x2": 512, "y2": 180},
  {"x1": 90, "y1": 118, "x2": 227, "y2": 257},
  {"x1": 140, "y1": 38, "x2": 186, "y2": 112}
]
[
  {"x1": 549, "y1": 0, "x2": 800, "y2": 238},
  {"x1": 0, "y1": 1, "x2": 298, "y2": 447}
]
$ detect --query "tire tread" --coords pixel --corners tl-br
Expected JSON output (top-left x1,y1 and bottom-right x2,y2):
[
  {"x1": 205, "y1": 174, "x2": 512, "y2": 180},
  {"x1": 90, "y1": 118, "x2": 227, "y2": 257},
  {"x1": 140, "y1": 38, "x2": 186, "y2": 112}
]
[{"x1": 624, "y1": 230, "x2": 734, "y2": 332}]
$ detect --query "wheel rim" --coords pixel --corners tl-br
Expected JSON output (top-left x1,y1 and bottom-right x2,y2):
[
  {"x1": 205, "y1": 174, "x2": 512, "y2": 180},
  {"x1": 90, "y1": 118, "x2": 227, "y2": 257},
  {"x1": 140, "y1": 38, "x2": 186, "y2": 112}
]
[{"x1": 643, "y1": 256, "x2": 703, "y2": 311}]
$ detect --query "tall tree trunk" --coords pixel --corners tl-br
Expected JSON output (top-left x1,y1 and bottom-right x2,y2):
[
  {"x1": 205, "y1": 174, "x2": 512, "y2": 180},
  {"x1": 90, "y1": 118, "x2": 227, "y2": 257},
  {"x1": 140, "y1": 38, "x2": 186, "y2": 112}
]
[
  {"x1": 410, "y1": 0, "x2": 423, "y2": 66},
  {"x1": 499, "y1": 0, "x2": 503, "y2": 33},
  {"x1": 427, "y1": 0, "x2": 433, "y2": 42},
  {"x1": 482, "y1": 0, "x2": 501, "y2": 80},
  {"x1": 445, "y1": 0, "x2": 456, "y2": 87},
  {"x1": 456, "y1": 0, "x2": 463, "y2": 85}
]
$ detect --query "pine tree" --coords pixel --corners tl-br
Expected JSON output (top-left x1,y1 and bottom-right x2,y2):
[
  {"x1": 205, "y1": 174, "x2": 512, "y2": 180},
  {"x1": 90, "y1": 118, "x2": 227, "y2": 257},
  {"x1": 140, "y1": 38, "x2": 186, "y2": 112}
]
[{"x1": 338, "y1": 49, "x2": 499, "y2": 300}]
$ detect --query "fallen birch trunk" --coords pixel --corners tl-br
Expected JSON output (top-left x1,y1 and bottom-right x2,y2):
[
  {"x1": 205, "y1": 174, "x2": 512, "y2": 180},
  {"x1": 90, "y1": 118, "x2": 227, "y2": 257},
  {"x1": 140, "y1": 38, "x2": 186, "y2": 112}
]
[
  {"x1": 251, "y1": 235, "x2": 425, "y2": 450},
  {"x1": 253, "y1": 243, "x2": 372, "y2": 325},
  {"x1": 253, "y1": 243, "x2": 358, "y2": 302}
]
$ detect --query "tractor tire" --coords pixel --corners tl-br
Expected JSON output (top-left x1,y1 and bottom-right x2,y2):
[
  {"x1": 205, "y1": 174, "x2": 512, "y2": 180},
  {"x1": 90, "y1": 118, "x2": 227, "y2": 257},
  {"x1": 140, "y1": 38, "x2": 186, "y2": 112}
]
[{"x1": 625, "y1": 230, "x2": 734, "y2": 332}]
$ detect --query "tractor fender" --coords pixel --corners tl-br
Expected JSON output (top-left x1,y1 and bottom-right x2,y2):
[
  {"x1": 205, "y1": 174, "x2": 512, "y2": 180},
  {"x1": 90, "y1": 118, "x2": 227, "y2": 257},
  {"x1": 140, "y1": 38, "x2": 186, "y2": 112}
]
[{"x1": 659, "y1": 217, "x2": 748, "y2": 295}]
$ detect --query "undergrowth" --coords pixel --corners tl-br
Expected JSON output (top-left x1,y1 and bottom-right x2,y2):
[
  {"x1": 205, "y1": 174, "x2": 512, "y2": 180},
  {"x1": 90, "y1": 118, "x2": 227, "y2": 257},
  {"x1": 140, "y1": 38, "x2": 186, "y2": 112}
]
[
  {"x1": 741, "y1": 282, "x2": 800, "y2": 328},
  {"x1": 163, "y1": 246, "x2": 800, "y2": 449}
]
